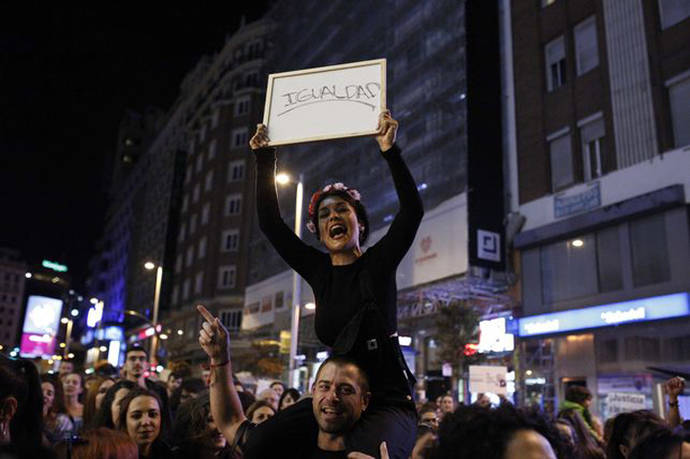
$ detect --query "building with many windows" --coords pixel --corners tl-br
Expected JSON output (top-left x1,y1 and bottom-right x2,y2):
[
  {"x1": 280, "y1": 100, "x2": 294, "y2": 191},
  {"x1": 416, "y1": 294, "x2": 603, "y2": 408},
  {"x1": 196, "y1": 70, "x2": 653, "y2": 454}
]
[
  {"x1": 505, "y1": 0, "x2": 690, "y2": 417},
  {"x1": 0, "y1": 248, "x2": 27, "y2": 348}
]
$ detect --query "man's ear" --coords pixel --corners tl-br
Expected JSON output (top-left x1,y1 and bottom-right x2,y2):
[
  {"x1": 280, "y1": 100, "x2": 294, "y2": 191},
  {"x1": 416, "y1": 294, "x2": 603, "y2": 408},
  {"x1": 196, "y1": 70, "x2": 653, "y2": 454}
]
[
  {"x1": 0, "y1": 397, "x2": 18, "y2": 422},
  {"x1": 361, "y1": 392, "x2": 372, "y2": 412},
  {"x1": 310, "y1": 383, "x2": 316, "y2": 395}
]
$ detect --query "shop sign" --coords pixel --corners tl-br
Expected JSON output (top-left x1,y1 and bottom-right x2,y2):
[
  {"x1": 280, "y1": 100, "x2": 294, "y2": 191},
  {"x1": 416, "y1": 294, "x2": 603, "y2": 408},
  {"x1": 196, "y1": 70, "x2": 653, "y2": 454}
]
[
  {"x1": 518, "y1": 292, "x2": 690, "y2": 337},
  {"x1": 605, "y1": 392, "x2": 648, "y2": 416},
  {"x1": 478, "y1": 317, "x2": 515, "y2": 353},
  {"x1": 554, "y1": 181, "x2": 601, "y2": 219}
]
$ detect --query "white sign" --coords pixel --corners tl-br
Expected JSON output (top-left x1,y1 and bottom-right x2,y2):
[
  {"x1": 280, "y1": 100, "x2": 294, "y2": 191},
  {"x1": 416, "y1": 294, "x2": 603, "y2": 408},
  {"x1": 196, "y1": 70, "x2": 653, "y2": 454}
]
[
  {"x1": 477, "y1": 229, "x2": 501, "y2": 262},
  {"x1": 469, "y1": 365, "x2": 508, "y2": 395},
  {"x1": 263, "y1": 59, "x2": 386, "y2": 146},
  {"x1": 478, "y1": 318, "x2": 515, "y2": 353},
  {"x1": 368, "y1": 193, "x2": 468, "y2": 290},
  {"x1": 605, "y1": 392, "x2": 647, "y2": 416}
]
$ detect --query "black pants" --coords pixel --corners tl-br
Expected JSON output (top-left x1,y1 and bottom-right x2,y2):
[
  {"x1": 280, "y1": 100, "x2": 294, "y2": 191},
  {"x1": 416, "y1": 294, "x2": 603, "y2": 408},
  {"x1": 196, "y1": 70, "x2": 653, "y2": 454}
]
[{"x1": 243, "y1": 397, "x2": 417, "y2": 459}]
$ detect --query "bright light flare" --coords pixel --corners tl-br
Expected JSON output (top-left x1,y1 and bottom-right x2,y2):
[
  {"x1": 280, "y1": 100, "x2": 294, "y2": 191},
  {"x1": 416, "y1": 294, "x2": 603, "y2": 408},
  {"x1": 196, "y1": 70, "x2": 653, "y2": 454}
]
[
  {"x1": 275, "y1": 173, "x2": 290, "y2": 185},
  {"x1": 144, "y1": 261, "x2": 156, "y2": 270}
]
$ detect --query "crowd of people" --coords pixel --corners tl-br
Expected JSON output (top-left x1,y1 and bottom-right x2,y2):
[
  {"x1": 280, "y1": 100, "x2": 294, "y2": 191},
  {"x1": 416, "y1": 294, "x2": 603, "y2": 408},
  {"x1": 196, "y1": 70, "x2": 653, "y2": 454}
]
[{"x1": 1, "y1": 112, "x2": 688, "y2": 458}]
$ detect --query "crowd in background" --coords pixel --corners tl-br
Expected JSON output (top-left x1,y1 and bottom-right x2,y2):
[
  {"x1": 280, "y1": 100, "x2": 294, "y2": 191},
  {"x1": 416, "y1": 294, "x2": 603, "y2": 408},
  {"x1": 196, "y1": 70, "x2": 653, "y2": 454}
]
[{"x1": 1, "y1": 340, "x2": 688, "y2": 458}]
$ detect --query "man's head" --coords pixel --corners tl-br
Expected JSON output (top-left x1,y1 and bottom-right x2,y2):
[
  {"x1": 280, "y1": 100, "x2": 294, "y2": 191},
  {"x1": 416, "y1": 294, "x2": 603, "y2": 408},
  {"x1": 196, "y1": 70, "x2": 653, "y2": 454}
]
[
  {"x1": 58, "y1": 360, "x2": 74, "y2": 379},
  {"x1": 311, "y1": 357, "x2": 370, "y2": 435},
  {"x1": 565, "y1": 385, "x2": 592, "y2": 409},
  {"x1": 124, "y1": 346, "x2": 148, "y2": 380},
  {"x1": 418, "y1": 403, "x2": 439, "y2": 431},
  {"x1": 440, "y1": 394, "x2": 455, "y2": 414},
  {"x1": 257, "y1": 388, "x2": 279, "y2": 411},
  {"x1": 167, "y1": 371, "x2": 184, "y2": 394},
  {"x1": 269, "y1": 381, "x2": 285, "y2": 397}
]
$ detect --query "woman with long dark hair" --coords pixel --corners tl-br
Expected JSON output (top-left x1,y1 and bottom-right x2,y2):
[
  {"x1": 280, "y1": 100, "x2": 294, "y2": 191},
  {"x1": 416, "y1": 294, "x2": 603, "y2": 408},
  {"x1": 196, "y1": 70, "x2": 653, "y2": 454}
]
[
  {"x1": 172, "y1": 392, "x2": 233, "y2": 458},
  {"x1": 557, "y1": 409, "x2": 605, "y2": 459},
  {"x1": 82, "y1": 375, "x2": 115, "y2": 428},
  {"x1": 41, "y1": 374, "x2": 74, "y2": 445},
  {"x1": 92, "y1": 379, "x2": 137, "y2": 429},
  {"x1": 117, "y1": 387, "x2": 171, "y2": 459}
]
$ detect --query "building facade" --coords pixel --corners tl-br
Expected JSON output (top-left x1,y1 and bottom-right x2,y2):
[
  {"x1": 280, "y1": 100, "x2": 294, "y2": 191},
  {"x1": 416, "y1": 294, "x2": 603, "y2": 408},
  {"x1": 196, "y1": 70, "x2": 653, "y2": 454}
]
[
  {"x1": 506, "y1": 0, "x2": 690, "y2": 417},
  {"x1": 0, "y1": 248, "x2": 27, "y2": 349}
]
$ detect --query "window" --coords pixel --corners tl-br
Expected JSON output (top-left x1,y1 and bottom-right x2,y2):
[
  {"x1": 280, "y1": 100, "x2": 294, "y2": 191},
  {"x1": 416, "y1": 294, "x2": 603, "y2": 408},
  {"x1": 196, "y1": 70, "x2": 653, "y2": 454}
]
[
  {"x1": 192, "y1": 184, "x2": 200, "y2": 203},
  {"x1": 228, "y1": 160, "x2": 246, "y2": 182},
  {"x1": 200, "y1": 124, "x2": 207, "y2": 142},
  {"x1": 225, "y1": 194, "x2": 242, "y2": 216},
  {"x1": 596, "y1": 226, "x2": 623, "y2": 292},
  {"x1": 220, "y1": 309, "x2": 243, "y2": 332},
  {"x1": 218, "y1": 265, "x2": 237, "y2": 288},
  {"x1": 598, "y1": 339, "x2": 618, "y2": 363},
  {"x1": 667, "y1": 73, "x2": 690, "y2": 148},
  {"x1": 630, "y1": 213, "x2": 670, "y2": 286},
  {"x1": 172, "y1": 285, "x2": 179, "y2": 305},
  {"x1": 659, "y1": 0, "x2": 690, "y2": 29},
  {"x1": 545, "y1": 36, "x2": 566, "y2": 92},
  {"x1": 579, "y1": 114, "x2": 605, "y2": 181},
  {"x1": 211, "y1": 108, "x2": 220, "y2": 128},
  {"x1": 548, "y1": 129, "x2": 574, "y2": 191},
  {"x1": 196, "y1": 154, "x2": 203, "y2": 173},
  {"x1": 231, "y1": 128, "x2": 248, "y2": 149},
  {"x1": 189, "y1": 214, "x2": 197, "y2": 235},
  {"x1": 574, "y1": 17, "x2": 598, "y2": 75},
  {"x1": 201, "y1": 203, "x2": 210, "y2": 225},
  {"x1": 194, "y1": 272, "x2": 204, "y2": 294},
  {"x1": 178, "y1": 223, "x2": 186, "y2": 243},
  {"x1": 181, "y1": 194, "x2": 189, "y2": 213},
  {"x1": 275, "y1": 291, "x2": 285, "y2": 309},
  {"x1": 175, "y1": 254, "x2": 182, "y2": 274},
  {"x1": 541, "y1": 234, "x2": 598, "y2": 304},
  {"x1": 208, "y1": 139, "x2": 217, "y2": 160},
  {"x1": 188, "y1": 139, "x2": 195, "y2": 156},
  {"x1": 186, "y1": 246, "x2": 194, "y2": 267},
  {"x1": 198, "y1": 236, "x2": 207, "y2": 259},
  {"x1": 221, "y1": 229, "x2": 240, "y2": 252},
  {"x1": 235, "y1": 96, "x2": 251, "y2": 116},
  {"x1": 624, "y1": 336, "x2": 660, "y2": 361},
  {"x1": 245, "y1": 71, "x2": 259, "y2": 87},
  {"x1": 204, "y1": 170, "x2": 214, "y2": 192},
  {"x1": 185, "y1": 168, "x2": 192, "y2": 184},
  {"x1": 182, "y1": 279, "x2": 190, "y2": 300}
]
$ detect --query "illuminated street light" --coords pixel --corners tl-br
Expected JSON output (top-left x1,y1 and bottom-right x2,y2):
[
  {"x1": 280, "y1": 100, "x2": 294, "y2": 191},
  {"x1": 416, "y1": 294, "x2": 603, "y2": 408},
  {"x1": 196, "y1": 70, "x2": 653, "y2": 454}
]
[
  {"x1": 159, "y1": 333, "x2": 168, "y2": 340},
  {"x1": 67, "y1": 353, "x2": 75, "y2": 359},
  {"x1": 70, "y1": 309, "x2": 79, "y2": 317},
  {"x1": 177, "y1": 329, "x2": 184, "y2": 336},
  {"x1": 25, "y1": 272, "x2": 32, "y2": 279},
  {"x1": 90, "y1": 297, "x2": 99, "y2": 305},
  {"x1": 99, "y1": 346, "x2": 107, "y2": 352},
  {"x1": 61, "y1": 317, "x2": 69, "y2": 324},
  {"x1": 59, "y1": 342, "x2": 66, "y2": 348},
  {"x1": 571, "y1": 239, "x2": 584, "y2": 248},
  {"x1": 144, "y1": 261, "x2": 156, "y2": 271},
  {"x1": 275, "y1": 173, "x2": 290, "y2": 185}
]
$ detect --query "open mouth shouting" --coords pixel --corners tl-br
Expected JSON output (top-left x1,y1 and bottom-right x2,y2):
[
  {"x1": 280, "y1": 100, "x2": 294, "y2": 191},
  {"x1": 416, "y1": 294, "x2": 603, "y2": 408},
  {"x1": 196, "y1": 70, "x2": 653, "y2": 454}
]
[{"x1": 328, "y1": 223, "x2": 348, "y2": 240}]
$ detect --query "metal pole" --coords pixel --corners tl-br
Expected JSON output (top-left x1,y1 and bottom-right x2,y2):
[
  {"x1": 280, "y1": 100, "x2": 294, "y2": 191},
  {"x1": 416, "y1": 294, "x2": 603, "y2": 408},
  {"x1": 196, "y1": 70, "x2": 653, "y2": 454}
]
[
  {"x1": 65, "y1": 319, "x2": 74, "y2": 354},
  {"x1": 288, "y1": 175, "x2": 304, "y2": 383},
  {"x1": 150, "y1": 266, "x2": 163, "y2": 366}
]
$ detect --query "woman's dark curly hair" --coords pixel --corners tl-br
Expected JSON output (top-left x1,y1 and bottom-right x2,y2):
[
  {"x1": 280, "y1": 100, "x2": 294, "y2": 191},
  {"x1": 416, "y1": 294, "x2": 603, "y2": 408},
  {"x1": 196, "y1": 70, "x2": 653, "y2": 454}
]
[
  {"x1": 628, "y1": 427, "x2": 687, "y2": 459},
  {"x1": 172, "y1": 391, "x2": 231, "y2": 456},
  {"x1": 91, "y1": 379, "x2": 137, "y2": 429},
  {"x1": 605, "y1": 410, "x2": 665, "y2": 459},
  {"x1": 432, "y1": 404, "x2": 566, "y2": 459}
]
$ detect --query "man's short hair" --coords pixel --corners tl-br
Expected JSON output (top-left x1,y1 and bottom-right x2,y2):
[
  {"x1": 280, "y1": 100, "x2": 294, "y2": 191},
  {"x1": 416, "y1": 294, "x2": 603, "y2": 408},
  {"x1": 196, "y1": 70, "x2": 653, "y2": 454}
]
[
  {"x1": 168, "y1": 371, "x2": 185, "y2": 380},
  {"x1": 418, "y1": 403, "x2": 438, "y2": 417},
  {"x1": 125, "y1": 343, "x2": 148, "y2": 358},
  {"x1": 314, "y1": 356, "x2": 369, "y2": 394},
  {"x1": 565, "y1": 385, "x2": 592, "y2": 405}
]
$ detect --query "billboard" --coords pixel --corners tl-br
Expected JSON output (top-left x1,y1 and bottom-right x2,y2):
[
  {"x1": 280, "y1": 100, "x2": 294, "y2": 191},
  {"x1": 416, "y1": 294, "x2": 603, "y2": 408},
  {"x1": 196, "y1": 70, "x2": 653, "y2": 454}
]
[{"x1": 20, "y1": 295, "x2": 63, "y2": 357}]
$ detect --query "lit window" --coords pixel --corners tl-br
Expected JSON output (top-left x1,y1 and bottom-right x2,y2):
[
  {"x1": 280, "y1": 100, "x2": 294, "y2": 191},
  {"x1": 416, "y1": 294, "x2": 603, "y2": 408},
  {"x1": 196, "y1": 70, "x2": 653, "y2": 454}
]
[
  {"x1": 574, "y1": 16, "x2": 599, "y2": 76},
  {"x1": 545, "y1": 36, "x2": 566, "y2": 92}
]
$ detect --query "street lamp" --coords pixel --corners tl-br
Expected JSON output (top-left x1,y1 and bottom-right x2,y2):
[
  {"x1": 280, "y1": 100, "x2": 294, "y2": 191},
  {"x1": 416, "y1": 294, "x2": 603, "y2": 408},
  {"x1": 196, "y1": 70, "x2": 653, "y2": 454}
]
[
  {"x1": 144, "y1": 261, "x2": 163, "y2": 365},
  {"x1": 276, "y1": 172, "x2": 304, "y2": 385}
]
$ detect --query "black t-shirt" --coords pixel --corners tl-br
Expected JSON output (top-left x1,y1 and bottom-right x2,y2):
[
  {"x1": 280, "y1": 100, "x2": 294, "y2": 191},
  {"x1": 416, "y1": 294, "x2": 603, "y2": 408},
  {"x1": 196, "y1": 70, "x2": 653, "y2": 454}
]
[{"x1": 255, "y1": 144, "x2": 423, "y2": 347}]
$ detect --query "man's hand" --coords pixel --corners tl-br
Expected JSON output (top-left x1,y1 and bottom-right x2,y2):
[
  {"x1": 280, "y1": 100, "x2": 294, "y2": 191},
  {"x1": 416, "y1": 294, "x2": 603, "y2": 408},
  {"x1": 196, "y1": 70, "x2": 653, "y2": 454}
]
[
  {"x1": 197, "y1": 305, "x2": 230, "y2": 365},
  {"x1": 665, "y1": 376, "x2": 686, "y2": 401},
  {"x1": 375, "y1": 110, "x2": 398, "y2": 152},
  {"x1": 347, "y1": 441, "x2": 389, "y2": 459},
  {"x1": 249, "y1": 124, "x2": 270, "y2": 150}
]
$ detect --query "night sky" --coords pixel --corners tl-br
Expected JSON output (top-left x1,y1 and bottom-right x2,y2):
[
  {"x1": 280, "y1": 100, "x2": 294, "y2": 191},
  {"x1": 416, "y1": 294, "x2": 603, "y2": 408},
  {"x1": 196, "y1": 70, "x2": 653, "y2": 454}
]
[{"x1": 0, "y1": 4, "x2": 269, "y2": 287}]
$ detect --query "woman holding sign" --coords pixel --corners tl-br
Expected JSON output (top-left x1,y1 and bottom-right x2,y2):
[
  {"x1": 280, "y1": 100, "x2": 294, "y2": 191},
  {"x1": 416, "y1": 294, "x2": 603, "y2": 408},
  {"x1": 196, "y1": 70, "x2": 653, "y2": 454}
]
[{"x1": 243, "y1": 110, "x2": 423, "y2": 458}]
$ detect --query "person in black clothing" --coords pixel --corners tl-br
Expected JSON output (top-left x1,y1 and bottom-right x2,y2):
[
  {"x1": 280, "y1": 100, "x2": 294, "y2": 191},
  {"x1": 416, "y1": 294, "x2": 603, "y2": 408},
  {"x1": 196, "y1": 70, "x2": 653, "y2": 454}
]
[
  {"x1": 247, "y1": 110, "x2": 422, "y2": 458},
  {"x1": 196, "y1": 305, "x2": 388, "y2": 459}
]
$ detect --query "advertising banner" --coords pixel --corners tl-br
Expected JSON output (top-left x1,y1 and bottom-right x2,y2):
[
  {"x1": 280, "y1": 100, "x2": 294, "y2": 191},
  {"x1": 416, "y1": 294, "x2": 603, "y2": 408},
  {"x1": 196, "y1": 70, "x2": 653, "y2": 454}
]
[
  {"x1": 469, "y1": 365, "x2": 508, "y2": 395},
  {"x1": 20, "y1": 295, "x2": 63, "y2": 357}
]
